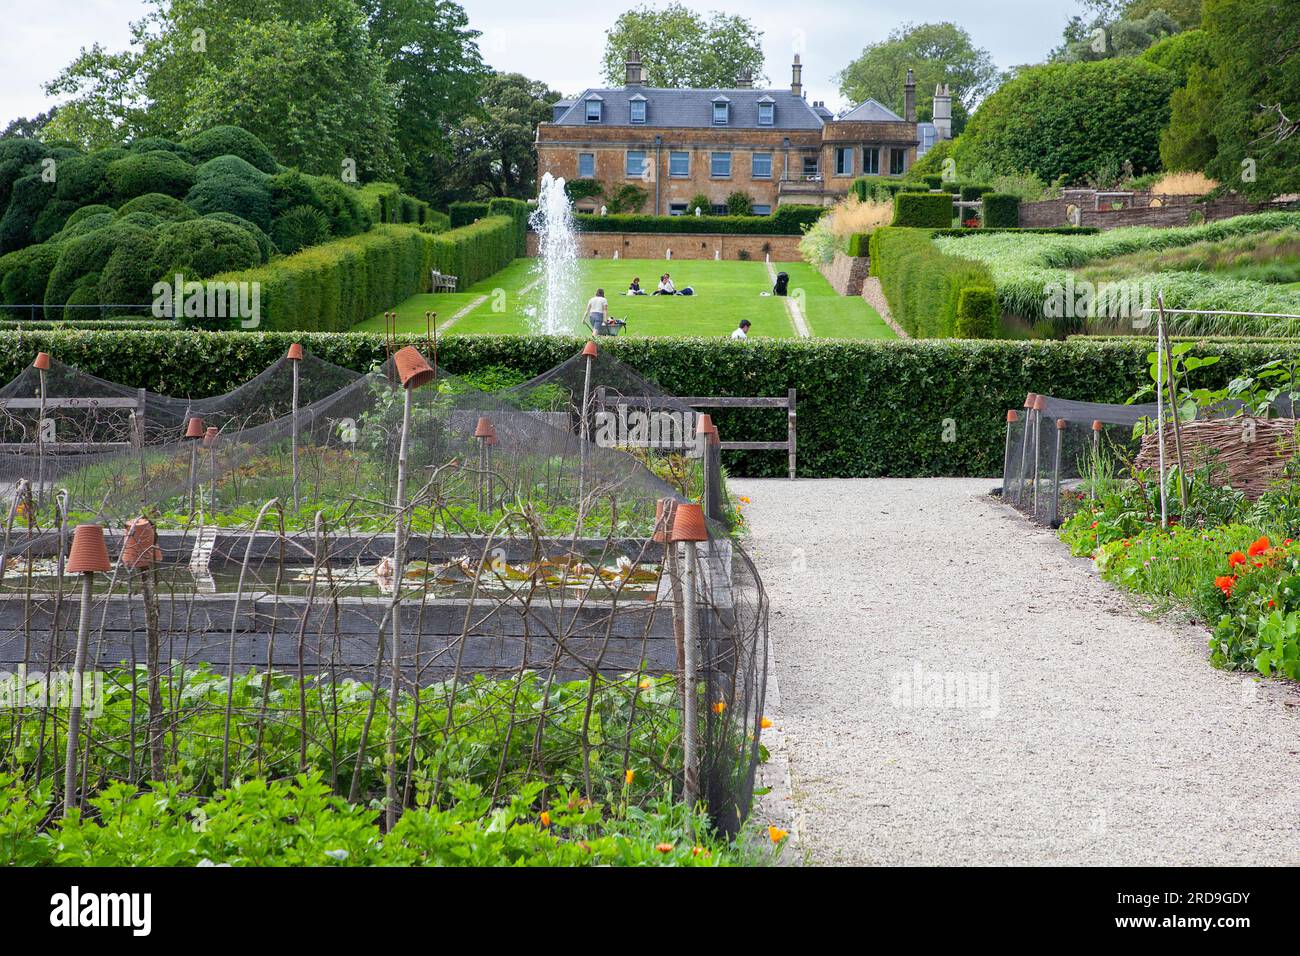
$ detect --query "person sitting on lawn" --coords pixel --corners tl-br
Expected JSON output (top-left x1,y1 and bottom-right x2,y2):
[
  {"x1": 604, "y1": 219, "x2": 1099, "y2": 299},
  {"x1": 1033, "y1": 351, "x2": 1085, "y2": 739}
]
[
  {"x1": 654, "y1": 274, "x2": 676, "y2": 295},
  {"x1": 628, "y1": 277, "x2": 646, "y2": 295},
  {"x1": 730, "y1": 319, "x2": 751, "y2": 341},
  {"x1": 583, "y1": 287, "x2": 609, "y2": 332}
]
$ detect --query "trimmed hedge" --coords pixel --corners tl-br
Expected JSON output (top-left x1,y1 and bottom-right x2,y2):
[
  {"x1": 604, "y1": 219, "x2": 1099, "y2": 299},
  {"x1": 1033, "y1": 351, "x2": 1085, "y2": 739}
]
[
  {"x1": 869, "y1": 226, "x2": 994, "y2": 338},
  {"x1": 955, "y1": 287, "x2": 999, "y2": 338},
  {"x1": 983, "y1": 193, "x2": 1020, "y2": 228},
  {"x1": 449, "y1": 201, "x2": 490, "y2": 228},
  {"x1": 181, "y1": 126, "x2": 278, "y2": 174},
  {"x1": 846, "y1": 233, "x2": 868, "y2": 257},
  {"x1": 7, "y1": 333, "x2": 1300, "y2": 478},
  {"x1": 960, "y1": 184, "x2": 993, "y2": 202},
  {"x1": 487, "y1": 197, "x2": 530, "y2": 257},
  {"x1": 892, "y1": 192, "x2": 955, "y2": 228},
  {"x1": 851, "y1": 177, "x2": 908, "y2": 203},
  {"x1": 574, "y1": 208, "x2": 820, "y2": 235},
  {"x1": 424, "y1": 215, "x2": 517, "y2": 289},
  {"x1": 933, "y1": 226, "x2": 1100, "y2": 237},
  {"x1": 210, "y1": 224, "x2": 430, "y2": 332}
]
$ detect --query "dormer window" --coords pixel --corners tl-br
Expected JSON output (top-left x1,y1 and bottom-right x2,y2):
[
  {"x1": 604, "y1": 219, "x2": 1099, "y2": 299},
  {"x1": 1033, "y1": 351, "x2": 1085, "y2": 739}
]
[
  {"x1": 629, "y1": 96, "x2": 646, "y2": 124},
  {"x1": 712, "y1": 97, "x2": 730, "y2": 126},
  {"x1": 585, "y1": 96, "x2": 602, "y2": 123},
  {"x1": 757, "y1": 99, "x2": 775, "y2": 126}
]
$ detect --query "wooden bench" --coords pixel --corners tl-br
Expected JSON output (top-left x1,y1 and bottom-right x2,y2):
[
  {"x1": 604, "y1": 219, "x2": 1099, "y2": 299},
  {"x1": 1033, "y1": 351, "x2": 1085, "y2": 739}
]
[
  {"x1": 430, "y1": 270, "x2": 459, "y2": 293},
  {"x1": 0, "y1": 391, "x2": 147, "y2": 452}
]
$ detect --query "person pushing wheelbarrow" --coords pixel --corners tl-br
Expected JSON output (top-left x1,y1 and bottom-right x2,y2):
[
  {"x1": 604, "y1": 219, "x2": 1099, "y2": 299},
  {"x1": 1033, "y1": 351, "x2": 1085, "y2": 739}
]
[{"x1": 583, "y1": 287, "x2": 627, "y2": 337}]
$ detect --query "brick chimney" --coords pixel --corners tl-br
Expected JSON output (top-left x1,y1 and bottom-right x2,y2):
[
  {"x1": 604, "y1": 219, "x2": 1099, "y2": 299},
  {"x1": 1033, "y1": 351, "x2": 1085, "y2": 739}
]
[
  {"x1": 791, "y1": 55, "x2": 803, "y2": 97},
  {"x1": 904, "y1": 68, "x2": 916, "y2": 122},
  {"x1": 736, "y1": 68, "x2": 753, "y2": 89},
  {"x1": 933, "y1": 83, "x2": 952, "y2": 140},
  {"x1": 625, "y1": 50, "x2": 645, "y2": 87}
]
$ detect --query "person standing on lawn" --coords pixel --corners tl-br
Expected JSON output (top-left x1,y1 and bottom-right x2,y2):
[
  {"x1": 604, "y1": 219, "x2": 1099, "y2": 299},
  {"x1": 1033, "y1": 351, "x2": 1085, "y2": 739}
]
[
  {"x1": 583, "y1": 288, "x2": 608, "y2": 332},
  {"x1": 730, "y1": 319, "x2": 751, "y2": 341}
]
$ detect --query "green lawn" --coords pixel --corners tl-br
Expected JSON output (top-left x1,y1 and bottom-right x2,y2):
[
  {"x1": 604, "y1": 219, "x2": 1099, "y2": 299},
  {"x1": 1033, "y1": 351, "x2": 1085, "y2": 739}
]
[{"x1": 355, "y1": 257, "x2": 895, "y2": 340}]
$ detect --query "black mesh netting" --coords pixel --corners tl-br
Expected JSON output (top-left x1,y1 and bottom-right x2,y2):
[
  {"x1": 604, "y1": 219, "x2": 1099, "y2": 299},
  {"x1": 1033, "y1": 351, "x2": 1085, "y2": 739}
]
[{"x1": 0, "y1": 345, "x2": 768, "y2": 836}]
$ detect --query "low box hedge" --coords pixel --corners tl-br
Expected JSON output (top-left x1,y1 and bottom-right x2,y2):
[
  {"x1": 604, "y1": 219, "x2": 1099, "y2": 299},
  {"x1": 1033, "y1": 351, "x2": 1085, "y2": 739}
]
[
  {"x1": 892, "y1": 192, "x2": 955, "y2": 228},
  {"x1": 869, "y1": 226, "x2": 994, "y2": 337},
  {"x1": 6, "y1": 331, "x2": 1300, "y2": 479},
  {"x1": 574, "y1": 205, "x2": 821, "y2": 236}
]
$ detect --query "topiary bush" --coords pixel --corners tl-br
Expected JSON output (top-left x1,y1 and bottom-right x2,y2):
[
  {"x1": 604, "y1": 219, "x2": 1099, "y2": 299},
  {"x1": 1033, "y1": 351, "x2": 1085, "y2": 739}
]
[
  {"x1": 0, "y1": 243, "x2": 62, "y2": 314},
  {"x1": 0, "y1": 138, "x2": 50, "y2": 212},
  {"x1": 151, "y1": 218, "x2": 262, "y2": 289},
  {"x1": 982, "y1": 193, "x2": 1020, "y2": 228},
  {"x1": 955, "y1": 286, "x2": 999, "y2": 338},
  {"x1": 271, "y1": 204, "x2": 331, "y2": 254},
  {"x1": 195, "y1": 154, "x2": 269, "y2": 183},
  {"x1": 116, "y1": 192, "x2": 199, "y2": 222},
  {"x1": 310, "y1": 176, "x2": 369, "y2": 237},
  {"x1": 64, "y1": 204, "x2": 116, "y2": 231},
  {"x1": 960, "y1": 184, "x2": 993, "y2": 202},
  {"x1": 126, "y1": 137, "x2": 195, "y2": 163},
  {"x1": 869, "y1": 226, "x2": 995, "y2": 337},
  {"x1": 54, "y1": 149, "x2": 126, "y2": 208},
  {"x1": 184, "y1": 174, "x2": 273, "y2": 231},
  {"x1": 58, "y1": 211, "x2": 115, "y2": 240},
  {"x1": 181, "y1": 126, "x2": 278, "y2": 174},
  {"x1": 202, "y1": 212, "x2": 277, "y2": 263},
  {"x1": 44, "y1": 222, "x2": 153, "y2": 318},
  {"x1": 892, "y1": 192, "x2": 954, "y2": 228},
  {"x1": 98, "y1": 228, "x2": 165, "y2": 305},
  {"x1": 0, "y1": 174, "x2": 55, "y2": 253},
  {"x1": 106, "y1": 150, "x2": 196, "y2": 202},
  {"x1": 486, "y1": 197, "x2": 529, "y2": 256},
  {"x1": 31, "y1": 200, "x2": 80, "y2": 244}
]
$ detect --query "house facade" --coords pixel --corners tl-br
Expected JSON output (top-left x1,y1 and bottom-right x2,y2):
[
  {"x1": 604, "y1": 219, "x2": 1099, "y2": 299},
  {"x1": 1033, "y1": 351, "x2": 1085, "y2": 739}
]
[{"x1": 535, "y1": 53, "x2": 947, "y2": 215}]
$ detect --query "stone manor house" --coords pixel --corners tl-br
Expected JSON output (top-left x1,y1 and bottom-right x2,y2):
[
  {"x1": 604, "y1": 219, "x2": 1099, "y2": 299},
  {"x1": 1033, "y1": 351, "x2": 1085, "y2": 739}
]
[{"x1": 535, "y1": 52, "x2": 953, "y2": 215}]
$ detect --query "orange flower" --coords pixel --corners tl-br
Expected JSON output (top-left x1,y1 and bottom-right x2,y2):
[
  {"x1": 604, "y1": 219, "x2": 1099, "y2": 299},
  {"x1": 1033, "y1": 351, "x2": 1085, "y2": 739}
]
[
  {"x1": 638, "y1": 678, "x2": 652, "y2": 690},
  {"x1": 625, "y1": 769, "x2": 635, "y2": 786},
  {"x1": 760, "y1": 716, "x2": 773, "y2": 729},
  {"x1": 1248, "y1": 536, "x2": 1271, "y2": 557},
  {"x1": 1228, "y1": 551, "x2": 1247, "y2": 567},
  {"x1": 692, "y1": 845, "x2": 710, "y2": 857},
  {"x1": 768, "y1": 826, "x2": 789, "y2": 844},
  {"x1": 655, "y1": 842, "x2": 674, "y2": 853},
  {"x1": 711, "y1": 701, "x2": 726, "y2": 714},
  {"x1": 1215, "y1": 575, "x2": 1236, "y2": 598},
  {"x1": 539, "y1": 810, "x2": 550, "y2": 828},
  {"x1": 1286, "y1": 539, "x2": 1294, "y2": 546}
]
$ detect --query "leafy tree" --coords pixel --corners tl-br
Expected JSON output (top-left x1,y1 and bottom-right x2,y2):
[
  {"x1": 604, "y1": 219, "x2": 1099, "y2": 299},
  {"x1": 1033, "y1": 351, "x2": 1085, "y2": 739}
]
[
  {"x1": 1197, "y1": 0, "x2": 1300, "y2": 199},
  {"x1": 425, "y1": 73, "x2": 559, "y2": 206},
  {"x1": 1, "y1": 110, "x2": 59, "y2": 140},
  {"x1": 360, "y1": 0, "x2": 487, "y2": 199},
  {"x1": 1051, "y1": 8, "x2": 1180, "y2": 62},
  {"x1": 957, "y1": 57, "x2": 1175, "y2": 183},
  {"x1": 43, "y1": 0, "x2": 401, "y2": 178},
  {"x1": 1139, "y1": 28, "x2": 1211, "y2": 87},
  {"x1": 837, "y1": 22, "x2": 999, "y2": 136},
  {"x1": 600, "y1": 3, "x2": 765, "y2": 88}
]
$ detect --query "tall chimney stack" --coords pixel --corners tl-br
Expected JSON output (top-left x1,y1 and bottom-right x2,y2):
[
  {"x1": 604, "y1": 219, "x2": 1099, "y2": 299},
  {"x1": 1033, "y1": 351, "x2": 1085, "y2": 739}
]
[
  {"x1": 736, "y1": 68, "x2": 753, "y2": 89},
  {"x1": 904, "y1": 68, "x2": 916, "y2": 123},
  {"x1": 625, "y1": 50, "x2": 644, "y2": 87},
  {"x1": 791, "y1": 55, "x2": 803, "y2": 97},
  {"x1": 933, "y1": 83, "x2": 952, "y2": 140}
]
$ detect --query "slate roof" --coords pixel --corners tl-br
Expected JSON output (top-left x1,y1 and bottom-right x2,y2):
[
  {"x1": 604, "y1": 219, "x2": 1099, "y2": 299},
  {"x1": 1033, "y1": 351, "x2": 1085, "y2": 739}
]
[
  {"x1": 550, "y1": 87, "x2": 825, "y2": 130},
  {"x1": 836, "y1": 99, "x2": 905, "y2": 123}
]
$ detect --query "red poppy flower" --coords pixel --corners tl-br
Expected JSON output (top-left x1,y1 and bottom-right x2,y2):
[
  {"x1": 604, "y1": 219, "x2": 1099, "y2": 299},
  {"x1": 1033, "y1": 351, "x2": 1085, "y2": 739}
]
[
  {"x1": 1214, "y1": 575, "x2": 1236, "y2": 597},
  {"x1": 1248, "y1": 536, "x2": 1271, "y2": 557},
  {"x1": 1228, "y1": 552, "x2": 1247, "y2": 567}
]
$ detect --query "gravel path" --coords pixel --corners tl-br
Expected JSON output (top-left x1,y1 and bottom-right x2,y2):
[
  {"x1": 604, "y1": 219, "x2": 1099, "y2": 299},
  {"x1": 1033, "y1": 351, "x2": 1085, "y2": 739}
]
[{"x1": 732, "y1": 478, "x2": 1300, "y2": 866}]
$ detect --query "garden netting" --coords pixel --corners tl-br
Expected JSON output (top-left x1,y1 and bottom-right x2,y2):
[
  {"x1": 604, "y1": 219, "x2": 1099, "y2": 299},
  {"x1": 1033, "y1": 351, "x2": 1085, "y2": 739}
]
[{"x1": 0, "y1": 344, "x2": 768, "y2": 836}]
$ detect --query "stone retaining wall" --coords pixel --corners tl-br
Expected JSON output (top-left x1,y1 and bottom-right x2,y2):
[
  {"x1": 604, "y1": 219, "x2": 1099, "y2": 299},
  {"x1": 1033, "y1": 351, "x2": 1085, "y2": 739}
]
[
  {"x1": 817, "y1": 250, "x2": 870, "y2": 296},
  {"x1": 1018, "y1": 192, "x2": 1296, "y2": 230},
  {"x1": 527, "y1": 231, "x2": 803, "y2": 261}
]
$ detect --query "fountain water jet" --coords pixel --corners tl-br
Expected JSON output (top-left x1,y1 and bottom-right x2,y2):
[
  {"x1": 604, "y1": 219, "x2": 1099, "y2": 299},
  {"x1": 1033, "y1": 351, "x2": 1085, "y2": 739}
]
[{"x1": 528, "y1": 173, "x2": 581, "y2": 335}]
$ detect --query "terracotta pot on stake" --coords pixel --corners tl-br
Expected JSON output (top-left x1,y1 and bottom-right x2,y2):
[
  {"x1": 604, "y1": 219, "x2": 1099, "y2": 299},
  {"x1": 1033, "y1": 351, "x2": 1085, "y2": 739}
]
[
  {"x1": 1051, "y1": 418, "x2": 1066, "y2": 526},
  {"x1": 473, "y1": 416, "x2": 494, "y2": 512},
  {"x1": 670, "y1": 501, "x2": 708, "y2": 807},
  {"x1": 63, "y1": 524, "x2": 111, "y2": 817},
  {"x1": 1091, "y1": 420, "x2": 1103, "y2": 501},
  {"x1": 386, "y1": 345, "x2": 435, "y2": 829},
  {"x1": 655, "y1": 498, "x2": 687, "y2": 687},
  {"x1": 696, "y1": 414, "x2": 716, "y2": 518},
  {"x1": 121, "y1": 517, "x2": 165, "y2": 780},
  {"x1": 33, "y1": 353, "x2": 50, "y2": 509},
  {"x1": 184, "y1": 417, "x2": 205, "y2": 516},
  {"x1": 1031, "y1": 394, "x2": 1047, "y2": 515},
  {"x1": 287, "y1": 343, "x2": 303, "y2": 511},
  {"x1": 578, "y1": 341, "x2": 598, "y2": 531},
  {"x1": 485, "y1": 426, "x2": 498, "y2": 509}
]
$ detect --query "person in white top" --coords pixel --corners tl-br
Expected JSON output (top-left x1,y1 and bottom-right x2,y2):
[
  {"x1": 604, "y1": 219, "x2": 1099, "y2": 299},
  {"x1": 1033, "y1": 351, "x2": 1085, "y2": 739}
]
[
  {"x1": 655, "y1": 274, "x2": 676, "y2": 295},
  {"x1": 730, "y1": 319, "x2": 751, "y2": 341},
  {"x1": 583, "y1": 288, "x2": 608, "y2": 331}
]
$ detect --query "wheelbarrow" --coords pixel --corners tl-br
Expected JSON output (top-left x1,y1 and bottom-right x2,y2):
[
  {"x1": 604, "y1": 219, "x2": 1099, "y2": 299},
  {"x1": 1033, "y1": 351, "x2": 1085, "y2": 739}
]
[{"x1": 590, "y1": 315, "x2": 627, "y2": 337}]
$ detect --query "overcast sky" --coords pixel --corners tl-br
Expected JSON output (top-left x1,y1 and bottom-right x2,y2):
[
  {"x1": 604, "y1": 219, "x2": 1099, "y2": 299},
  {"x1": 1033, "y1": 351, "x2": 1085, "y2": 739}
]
[{"x1": 0, "y1": 0, "x2": 1085, "y2": 124}]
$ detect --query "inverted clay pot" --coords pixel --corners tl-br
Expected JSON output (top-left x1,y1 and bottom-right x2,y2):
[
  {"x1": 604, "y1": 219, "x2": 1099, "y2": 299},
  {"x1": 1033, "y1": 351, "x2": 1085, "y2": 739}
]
[
  {"x1": 185, "y1": 417, "x2": 205, "y2": 440},
  {"x1": 33, "y1": 352, "x2": 51, "y2": 371},
  {"x1": 286, "y1": 342, "x2": 305, "y2": 361},
  {"x1": 68, "y1": 524, "x2": 112, "y2": 574},
  {"x1": 393, "y1": 345, "x2": 435, "y2": 389},
  {"x1": 120, "y1": 517, "x2": 161, "y2": 569},
  {"x1": 670, "y1": 502, "x2": 708, "y2": 543},
  {"x1": 474, "y1": 416, "x2": 494, "y2": 439}
]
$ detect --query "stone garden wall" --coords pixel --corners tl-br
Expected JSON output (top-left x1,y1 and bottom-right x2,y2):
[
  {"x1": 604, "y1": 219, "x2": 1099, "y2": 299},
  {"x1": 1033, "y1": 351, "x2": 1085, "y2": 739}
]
[
  {"x1": 816, "y1": 250, "x2": 870, "y2": 296},
  {"x1": 1018, "y1": 191, "x2": 1296, "y2": 230},
  {"x1": 527, "y1": 231, "x2": 803, "y2": 261}
]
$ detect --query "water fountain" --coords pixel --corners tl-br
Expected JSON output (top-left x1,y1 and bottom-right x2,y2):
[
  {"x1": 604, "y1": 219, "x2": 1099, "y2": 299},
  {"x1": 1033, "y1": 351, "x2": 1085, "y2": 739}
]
[{"x1": 528, "y1": 173, "x2": 581, "y2": 335}]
